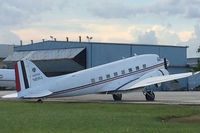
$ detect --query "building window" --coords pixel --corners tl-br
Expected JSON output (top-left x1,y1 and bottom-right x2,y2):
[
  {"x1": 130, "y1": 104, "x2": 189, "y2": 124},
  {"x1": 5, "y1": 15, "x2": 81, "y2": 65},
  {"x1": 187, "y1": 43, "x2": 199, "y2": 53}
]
[
  {"x1": 128, "y1": 68, "x2": 133, "y2": 73},
  {"x1": 91, "y1": 78, "x2": 95, "y2": 83},
  {"x1": 106, "y1": 74, "x2": 111, "y2": 79},
  {"x1": 114, "y1": 72, "x2": 118, "y2": 77},
  {"x1": 136, "y1": 66, "x2": 139, "y2": 71},
  {"x1": 99, "y1": 76, "x2": 103, "y2": 81},
  {"x1": 143, "y1": 64, "x2": 146, "y2": 69},
  {"x1": 121, "y1": 70, "x2": 125, "y2": 75}
]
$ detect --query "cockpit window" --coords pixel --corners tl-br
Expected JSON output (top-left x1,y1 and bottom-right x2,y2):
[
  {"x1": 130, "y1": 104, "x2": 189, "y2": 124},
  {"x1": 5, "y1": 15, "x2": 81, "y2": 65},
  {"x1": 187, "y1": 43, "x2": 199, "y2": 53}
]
[
  {"x1": 0, "y1": 75, "x2": 3, "y2": 79},
  {"x1": 157, "y1": 57, "x2": 162, "y2": 61},
  {"x1": 143, "y1": 64, "x2": 146, "y2": 69}
]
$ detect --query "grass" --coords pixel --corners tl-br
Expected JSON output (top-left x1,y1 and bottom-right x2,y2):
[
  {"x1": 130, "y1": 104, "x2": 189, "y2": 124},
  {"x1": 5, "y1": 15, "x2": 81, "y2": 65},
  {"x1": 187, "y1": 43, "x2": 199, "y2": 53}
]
[{"x1": 0, "y1": 101, "x2": 200, "y2": 133}]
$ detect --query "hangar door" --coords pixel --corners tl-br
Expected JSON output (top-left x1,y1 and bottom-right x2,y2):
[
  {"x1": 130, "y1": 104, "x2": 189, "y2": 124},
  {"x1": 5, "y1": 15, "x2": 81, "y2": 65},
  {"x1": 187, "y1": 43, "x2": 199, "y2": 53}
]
[{"x1": 4, "y1": 48, "x2": 86, "y2": 76}]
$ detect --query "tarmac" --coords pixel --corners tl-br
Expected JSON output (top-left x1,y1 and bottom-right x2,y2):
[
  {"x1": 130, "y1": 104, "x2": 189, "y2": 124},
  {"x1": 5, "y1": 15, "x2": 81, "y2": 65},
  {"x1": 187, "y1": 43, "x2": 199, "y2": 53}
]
[{"x1": 1, "y1": 91, "x2": 200, "y2": 105}]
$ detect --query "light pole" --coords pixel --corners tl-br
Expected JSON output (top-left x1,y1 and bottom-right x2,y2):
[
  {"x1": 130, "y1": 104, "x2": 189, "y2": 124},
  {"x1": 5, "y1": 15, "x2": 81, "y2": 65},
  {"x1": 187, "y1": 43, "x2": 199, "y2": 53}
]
[
  {"x1": 50, "y1": 36, "x2": 54, "y2": 40},
  {"x1": 86, "y1": 36, "x2": 93, "y2": 42}
]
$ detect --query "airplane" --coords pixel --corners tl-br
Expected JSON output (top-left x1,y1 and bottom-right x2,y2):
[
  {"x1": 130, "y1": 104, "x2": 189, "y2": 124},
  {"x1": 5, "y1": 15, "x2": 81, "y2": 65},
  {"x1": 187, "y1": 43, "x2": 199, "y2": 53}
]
[
  {"x1": 0, "y1": 69, "x2": 15, "y2": 89},
  {"x1": 2, "y1": 54, "x2": 198, "y2": 102}
]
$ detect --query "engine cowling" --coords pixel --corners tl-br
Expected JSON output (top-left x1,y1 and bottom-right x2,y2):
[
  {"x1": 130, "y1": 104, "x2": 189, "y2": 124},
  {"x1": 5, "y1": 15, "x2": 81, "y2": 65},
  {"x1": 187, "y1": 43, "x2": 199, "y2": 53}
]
[
  {"x1": 139, "y1": 69, "x2": 169, "y2": 80},
  {"x1": 139, "y1": 69, "x2": 169, "y2": 88}
]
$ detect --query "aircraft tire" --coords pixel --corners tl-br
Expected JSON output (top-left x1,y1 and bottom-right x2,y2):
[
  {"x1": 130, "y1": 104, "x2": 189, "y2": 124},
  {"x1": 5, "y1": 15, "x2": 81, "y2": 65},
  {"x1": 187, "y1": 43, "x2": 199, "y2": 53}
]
[
  {"x1": 145, "y1": 91, "x2": 155, "y2": 101},
  {"x1": 112, "y1": 94, "x2": 122, "y2": 101},
  {"x1": 37, "y1": 99, "x2": 43, "y2": 103}
]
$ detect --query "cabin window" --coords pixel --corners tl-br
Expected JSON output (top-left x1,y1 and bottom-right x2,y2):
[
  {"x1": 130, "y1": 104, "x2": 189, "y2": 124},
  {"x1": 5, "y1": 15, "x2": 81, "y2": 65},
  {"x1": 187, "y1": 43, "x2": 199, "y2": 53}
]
[
  {"x1": 114, "y1": 72, "x2": 118, "y2": 77},
  {"x1": 121, "y1": 70, "x2": 125, "y2": 75},
  {"x1": 91, "y1": 78, "x2": 95, "y2": 83},
  {"x1": 143, "y1": 64, "x2": 146, "y2": 69},
  {"x1": 128, "y1": 68, "x2": 133, "y2": 73},
  {"x1": 106, "y1": 74, "x2": 111, "y2": 79},
  {"x1": 0, "y1": 75, "x2": 3, "y2": 79},
  {"x1": 136, "y1": 66, "x2": 139, "y2": 71},
  {"x1": 99, "y1": 76, "x2": 103, "y2": 81}
]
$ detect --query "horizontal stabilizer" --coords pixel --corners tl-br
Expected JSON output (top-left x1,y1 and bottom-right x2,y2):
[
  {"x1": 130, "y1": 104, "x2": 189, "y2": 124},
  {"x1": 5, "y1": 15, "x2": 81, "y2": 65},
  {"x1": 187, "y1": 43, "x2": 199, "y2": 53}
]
[
  {"x1": 2, "y1": 93, "x2": 17, "y2": 98},
  {"x1": 22, "y1": 89, "x2": 53, "y2": 98}
]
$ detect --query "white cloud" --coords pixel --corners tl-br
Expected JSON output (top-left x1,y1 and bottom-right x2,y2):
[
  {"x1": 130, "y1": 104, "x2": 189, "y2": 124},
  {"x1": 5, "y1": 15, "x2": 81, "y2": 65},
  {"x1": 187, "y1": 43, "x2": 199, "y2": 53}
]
[
  {"x1": 136, "y1": 31, "x2": 158, "y2": 44},
  {"x1": 0, "y1": 0, "x2": 58, "y2": 26},
  {"x1": 0, "y1": 0, "x2": 199, "y2": 48},
  {"x1": 178, "y1": 23, "x2": 200, "y2": 58},
  {"x1": 0, "y1": 30, "x2": 20, "y2": 44},
  {"x1": 177, "y1": 31, "x2": 193, "y2": 42},
  {"x1": 0, "y1": 0, "x2": 67, "y2": 45},
  {"x1": 88, "y1": 0, "x2": 200, "y2": 19},
  {"x1": 130, "y1": 25, "x2": 180, "y2": 45}
]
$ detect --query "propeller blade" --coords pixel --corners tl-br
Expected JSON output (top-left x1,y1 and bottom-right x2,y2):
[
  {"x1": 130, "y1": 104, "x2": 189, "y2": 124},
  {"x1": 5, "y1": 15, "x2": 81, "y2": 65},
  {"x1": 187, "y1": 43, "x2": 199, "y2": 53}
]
[{"x1": 164, "y1": 58, "x2": 168, "y2": 69}]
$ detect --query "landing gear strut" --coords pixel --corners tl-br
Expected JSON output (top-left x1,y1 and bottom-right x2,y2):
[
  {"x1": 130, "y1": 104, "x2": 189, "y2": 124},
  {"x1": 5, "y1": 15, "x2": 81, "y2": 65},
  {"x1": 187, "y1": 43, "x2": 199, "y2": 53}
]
[
  {"x1": 112, "y1": 94, "x2": 122, "y2": 101},
  {"x1": 143, "y1": 90, "x2": 155, "y2": 101}
]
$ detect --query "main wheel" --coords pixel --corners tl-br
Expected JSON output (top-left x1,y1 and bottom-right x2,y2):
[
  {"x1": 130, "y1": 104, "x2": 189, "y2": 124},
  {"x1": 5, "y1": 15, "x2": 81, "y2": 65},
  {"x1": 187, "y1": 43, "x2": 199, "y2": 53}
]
[
  {"x1": 37, "y1": 99, "x2": 43, "y2": 103},
  {"x1": 145, "y1": 91, "x2": 155, "y2": 101},
  {"x1": 112, "y1": 94, "x2": 122, "y2": 101}
]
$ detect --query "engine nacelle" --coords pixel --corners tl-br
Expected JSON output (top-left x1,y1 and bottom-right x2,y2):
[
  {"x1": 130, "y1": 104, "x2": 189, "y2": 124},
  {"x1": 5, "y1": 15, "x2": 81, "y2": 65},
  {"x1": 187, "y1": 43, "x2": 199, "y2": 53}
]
[
  {"x1": 158, "y1": 69, "x2": 169, "y2": 76},
  {"x1": 139, "y1": 69, "x2": 169, "y2": 81}
]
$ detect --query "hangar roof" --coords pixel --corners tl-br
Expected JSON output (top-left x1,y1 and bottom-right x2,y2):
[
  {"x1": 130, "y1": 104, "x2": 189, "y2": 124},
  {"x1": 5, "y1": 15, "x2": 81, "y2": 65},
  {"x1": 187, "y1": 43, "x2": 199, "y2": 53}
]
[
  {"x1": 4, "y1": 48, "x2": 85, "y2": 61},
  {"x1": 15, "y1": 41, "x2": 188, "y2": 49}
]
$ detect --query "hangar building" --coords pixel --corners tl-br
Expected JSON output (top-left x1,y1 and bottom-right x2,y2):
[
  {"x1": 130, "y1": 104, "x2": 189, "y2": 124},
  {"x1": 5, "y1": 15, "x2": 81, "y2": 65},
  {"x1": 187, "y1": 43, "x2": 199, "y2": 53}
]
[
  {"x1": 0, "y1": 44, "x2": 14, "y2": 68},
  {"x1": 4, "y1": 41, "x2": 189, "y2": 90}
]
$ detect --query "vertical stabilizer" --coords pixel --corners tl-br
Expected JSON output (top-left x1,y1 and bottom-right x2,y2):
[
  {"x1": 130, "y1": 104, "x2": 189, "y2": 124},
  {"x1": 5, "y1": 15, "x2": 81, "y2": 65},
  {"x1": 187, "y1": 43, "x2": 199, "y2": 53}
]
[{"x1": 15, "y1": 60, "x2": 49, "y2": 98}]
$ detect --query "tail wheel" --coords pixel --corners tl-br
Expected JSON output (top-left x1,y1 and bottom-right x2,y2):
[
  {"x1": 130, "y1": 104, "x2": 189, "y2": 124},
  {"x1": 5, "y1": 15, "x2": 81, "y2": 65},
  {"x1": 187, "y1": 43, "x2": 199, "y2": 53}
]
[
  {"x1": 37, "y1": 99, "x2": 43, "y2": 103},
  {"x1": 145, "y1": 91, "x2": 155, "y2": 101},
  {"x1": 112, "y1": 94, "x2": 122, "y2": 101}
]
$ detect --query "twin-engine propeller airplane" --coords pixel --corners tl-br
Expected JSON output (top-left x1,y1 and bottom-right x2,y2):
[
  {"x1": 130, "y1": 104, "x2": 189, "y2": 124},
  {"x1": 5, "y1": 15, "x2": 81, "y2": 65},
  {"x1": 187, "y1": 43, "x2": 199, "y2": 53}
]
[{"x1": 2, "y1": 54, "x2": 198, "y2": 102}]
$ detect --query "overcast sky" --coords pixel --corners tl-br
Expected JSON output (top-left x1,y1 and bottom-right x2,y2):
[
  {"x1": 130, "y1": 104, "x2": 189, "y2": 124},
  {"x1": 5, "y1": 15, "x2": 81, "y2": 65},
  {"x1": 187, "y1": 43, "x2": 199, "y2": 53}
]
[{"x1": 0, "y1": 0, "x2": 200, "y2": 58}]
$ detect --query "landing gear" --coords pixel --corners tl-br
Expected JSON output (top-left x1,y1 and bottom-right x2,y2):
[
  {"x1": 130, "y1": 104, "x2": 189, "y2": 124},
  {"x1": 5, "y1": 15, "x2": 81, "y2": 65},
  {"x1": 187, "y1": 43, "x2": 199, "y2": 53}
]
[
  {"x1": 143, "y1": 90, "x2": 155, "y2": 101},
  {"x1": 112, "y1": 94, "x2": 122, "y2": 101},
  {"x1": 37, "y1": 99, "x2": 43, "y2": 103}
]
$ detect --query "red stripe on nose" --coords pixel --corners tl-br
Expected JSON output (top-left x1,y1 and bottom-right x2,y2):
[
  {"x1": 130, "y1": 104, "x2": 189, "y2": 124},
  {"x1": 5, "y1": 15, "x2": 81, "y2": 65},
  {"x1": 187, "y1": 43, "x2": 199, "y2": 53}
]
[{"x1": 15, "y1": 63, "x2": 21, "y2": 92}]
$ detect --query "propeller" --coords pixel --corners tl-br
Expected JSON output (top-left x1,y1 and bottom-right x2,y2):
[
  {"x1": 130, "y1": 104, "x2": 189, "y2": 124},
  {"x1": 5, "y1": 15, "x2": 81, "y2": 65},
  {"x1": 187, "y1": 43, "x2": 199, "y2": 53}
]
[{"x1": 164, "y1": 58, "x2": 168, "y2": 69}]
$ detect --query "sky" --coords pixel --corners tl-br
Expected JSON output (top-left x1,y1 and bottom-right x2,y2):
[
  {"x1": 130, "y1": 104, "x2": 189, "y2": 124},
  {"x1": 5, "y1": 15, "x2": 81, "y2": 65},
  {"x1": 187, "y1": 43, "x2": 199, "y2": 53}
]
[{"x1": 0, "y1": 0, "x2": 200, "y2": 58}]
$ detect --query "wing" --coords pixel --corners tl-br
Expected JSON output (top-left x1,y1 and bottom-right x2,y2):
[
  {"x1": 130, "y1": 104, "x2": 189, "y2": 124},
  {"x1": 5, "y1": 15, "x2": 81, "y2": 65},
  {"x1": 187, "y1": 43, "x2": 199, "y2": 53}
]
[{"x1": 118, "y1": 72, "x2": 199, "y2": 91}]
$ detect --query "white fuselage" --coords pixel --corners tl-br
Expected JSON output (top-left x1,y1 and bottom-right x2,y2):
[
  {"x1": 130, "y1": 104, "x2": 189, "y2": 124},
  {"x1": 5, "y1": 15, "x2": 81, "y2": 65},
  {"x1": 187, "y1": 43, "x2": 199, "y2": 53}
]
[
  {"x1": 0, "y1": 69, "x2": 15, "y2": 89},
  {"x1": 47, "y1": 54, "x2": 165, "y2": 98}
]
